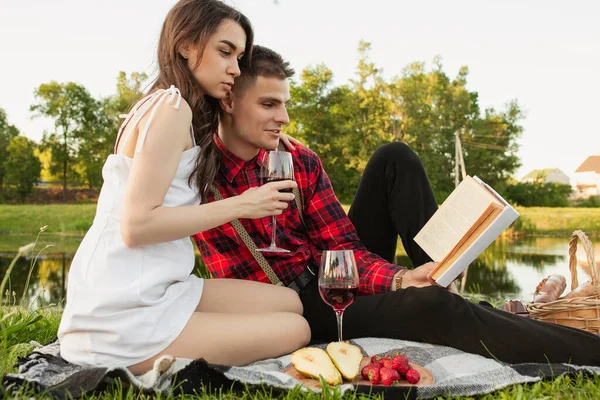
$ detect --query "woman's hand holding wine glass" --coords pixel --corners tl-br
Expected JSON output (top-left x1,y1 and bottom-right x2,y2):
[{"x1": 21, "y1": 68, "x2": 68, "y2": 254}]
[
  {"x1": 237, "y1": 180, "x2": 297, "y2": 219},
  {"x1": 257, "y1": 150, "x2": 295, "y2": 253}
]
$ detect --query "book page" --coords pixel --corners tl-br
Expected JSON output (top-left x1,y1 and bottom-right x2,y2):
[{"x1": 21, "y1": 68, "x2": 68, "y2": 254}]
[
  {"x1": 414, "y1": 176, "x2": 499, "y2": 262},
  {"x1": 431, "y1": 203, "x2": 503, "y2": 280}
]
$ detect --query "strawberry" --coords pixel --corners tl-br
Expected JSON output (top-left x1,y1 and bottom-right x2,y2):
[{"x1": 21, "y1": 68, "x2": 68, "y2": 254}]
[
  {"x1": 368, "y1": 367, "x2": 381, "y2": 384},
  {"x1": 406, "y1": 369, "x2": 421, "y2": 384},
  {"x1": 392, "y1": 354, "x2": 411, "y2": 374},
  {"x1": 361, "y1": 364, "x2": 380, "y2": 380},
  {"x1": 380, "y1": 358, "x2": 394, "y2": 369},
  {"x1": 379, "y1": 367, "x2": 400, "y2": 386},
  {"x1": 377, "y1": 355, "x2": 391, "y2": 366},
  {"x1": 370, "y1": 355, "x2": 380, "y2": 365}
]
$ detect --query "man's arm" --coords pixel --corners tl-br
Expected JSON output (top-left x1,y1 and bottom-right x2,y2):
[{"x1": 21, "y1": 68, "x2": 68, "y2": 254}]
[{"x1": 297, "y1": 148, "x2": 404, "y2": 294}]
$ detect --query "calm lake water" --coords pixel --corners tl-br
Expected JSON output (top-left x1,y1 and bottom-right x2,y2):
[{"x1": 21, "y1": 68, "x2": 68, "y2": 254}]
[{"x1": 1, "y1": 235, "x2": 598, "y2": 307}]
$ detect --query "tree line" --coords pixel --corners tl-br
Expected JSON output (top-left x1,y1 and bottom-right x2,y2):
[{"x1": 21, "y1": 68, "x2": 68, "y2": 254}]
[
  {"x1": 0, "y1": 72, "x2": 147, "y2": 202},
  {"x1": 0, "y1": 42, "x2": 576, "y2": 206}
]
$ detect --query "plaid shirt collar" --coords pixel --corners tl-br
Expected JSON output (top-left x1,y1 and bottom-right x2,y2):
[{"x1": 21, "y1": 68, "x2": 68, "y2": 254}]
[{"x1": 213, "y1": 134, "x2": 267, "y2": 183}]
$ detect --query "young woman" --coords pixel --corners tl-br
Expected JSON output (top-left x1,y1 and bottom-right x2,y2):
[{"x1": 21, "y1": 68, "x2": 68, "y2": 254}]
[{"x1": 58, "y1": 0, "x2": 310, "y2": 375}]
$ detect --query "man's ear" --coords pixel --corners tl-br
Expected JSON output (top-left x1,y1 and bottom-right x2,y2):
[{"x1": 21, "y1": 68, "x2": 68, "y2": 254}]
[{"x1": 220, "y1": 92, "x2": 235, "y2": 114}]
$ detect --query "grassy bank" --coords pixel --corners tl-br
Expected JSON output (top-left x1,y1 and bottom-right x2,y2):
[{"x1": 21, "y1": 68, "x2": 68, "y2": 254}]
[
  {"x1": 513, "y1": 207, "x2": 600, "y2": 237},
  {"x1": 2, "y1": 204, "x2": 600, "y2": 237},
  {"x1": 0, "y1": 205, "x2": 96, "y2": 235}
]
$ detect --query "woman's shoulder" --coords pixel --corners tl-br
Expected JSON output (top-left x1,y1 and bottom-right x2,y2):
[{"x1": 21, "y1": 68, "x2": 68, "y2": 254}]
[
  {"x1": 152, "y1": 86, "x2": 192, "y2": 121},
  {"x1": 137, "y1": 86, "x2": 192, "y2": 130}
]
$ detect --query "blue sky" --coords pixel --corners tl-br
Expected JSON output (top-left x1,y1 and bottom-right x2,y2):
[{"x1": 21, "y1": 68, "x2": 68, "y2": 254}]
[{"x1": 1, "y1": 0, "x2": 598, "y2": 181}]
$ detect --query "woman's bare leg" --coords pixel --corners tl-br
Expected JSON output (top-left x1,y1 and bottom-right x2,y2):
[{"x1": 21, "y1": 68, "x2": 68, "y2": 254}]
[
  {"x1": 128, "y1": 310, "x2": 310, "y2": 375},
  {"x1": 195, "y1": 278, "x2": 303, "y2": 314},
  {"x1": 129, "y1": 279, "x2": 310, "y2": 375}
]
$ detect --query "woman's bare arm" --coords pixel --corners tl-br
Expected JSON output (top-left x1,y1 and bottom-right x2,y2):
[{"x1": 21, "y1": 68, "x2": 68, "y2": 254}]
[{"x1": 120, "y1": 98, "x2": 297, "y2": 248}]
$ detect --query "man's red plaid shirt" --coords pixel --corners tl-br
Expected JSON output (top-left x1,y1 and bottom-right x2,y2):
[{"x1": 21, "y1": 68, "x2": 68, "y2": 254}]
[{"x1": 192, "y1": 136, "x2": 404, "y2": 294}]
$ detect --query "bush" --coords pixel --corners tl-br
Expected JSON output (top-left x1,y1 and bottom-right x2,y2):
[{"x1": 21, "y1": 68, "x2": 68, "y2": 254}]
[
  {"x1": 572, "y1": 196, "x2": 600, "y2": 208},
  {"x1": 502, "y1": 182, "x2": 572, "y2": 207}
]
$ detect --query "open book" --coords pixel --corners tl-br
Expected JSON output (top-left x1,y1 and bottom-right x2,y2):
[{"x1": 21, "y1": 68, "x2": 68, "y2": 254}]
[{"x1": 414, "y1": 175, "x2": 519, "y2": 287}]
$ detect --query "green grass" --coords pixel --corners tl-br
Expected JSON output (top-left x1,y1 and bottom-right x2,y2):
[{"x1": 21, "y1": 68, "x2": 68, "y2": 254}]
[
  {"x1": 0, "y1": 204, "x2": 97, "y2": 235},
  {"x1": 0, "y1": 233, "x2": 84, "y2": 254},
  {"x1": 0, "y1": 307, "x2": 61, "y2": 376},
  {"x1": 2, "y1": 204, "x2": 600, "y2": 238},
  {"x1": 5, "y1": 375, "x2": 600, "y2": 400},
  {"x1": 1, "y1": 308, "x2": 599, "y2": 399},
  {"x1": 513, "y1": 207, "x2": 600, "y2": 237}
]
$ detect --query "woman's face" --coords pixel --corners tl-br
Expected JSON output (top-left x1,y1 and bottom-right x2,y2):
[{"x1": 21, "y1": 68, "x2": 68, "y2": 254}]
[{"x1": 185, "y1": 19, "x2": 247, "y2": 99}]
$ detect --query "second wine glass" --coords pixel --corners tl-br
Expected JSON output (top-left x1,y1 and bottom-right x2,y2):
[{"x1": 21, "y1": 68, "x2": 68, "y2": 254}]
[
  {"x1": 318, "y1": 250, "x2": 359, "y2": 342},
  {"x1": 257, "y1": 150, "x2": 294, "y2": 253}
]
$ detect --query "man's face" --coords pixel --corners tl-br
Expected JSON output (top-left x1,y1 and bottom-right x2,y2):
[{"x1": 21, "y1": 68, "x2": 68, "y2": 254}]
[{"x1": 228, "y1": 76, "x2": 291, "y2": 153}]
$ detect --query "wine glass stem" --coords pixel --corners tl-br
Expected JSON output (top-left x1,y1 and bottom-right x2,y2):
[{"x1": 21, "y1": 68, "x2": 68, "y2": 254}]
[
  {"x1": 335, "y1": 310, "x2": 344, "y2": 342},
  {"x1": 269, "y1": 215, "x2": 278, "y2": 248}
]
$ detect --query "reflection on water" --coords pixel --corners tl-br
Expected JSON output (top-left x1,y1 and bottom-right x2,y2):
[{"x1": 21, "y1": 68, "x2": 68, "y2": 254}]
[
  {"x1": 464, "y1": 236, "x2": 599, "y2": 300},
  {"x1": 0, "y1": 253, "x2": 69, "y2": 308},
  {"x1": 1, "y1": 236, "x2": 598, "y2": 306}
]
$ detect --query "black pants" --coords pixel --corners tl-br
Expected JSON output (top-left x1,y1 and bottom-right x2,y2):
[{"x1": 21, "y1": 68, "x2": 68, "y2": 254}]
[{"x1": 300, "y1": 142, "x2": 600, "y2": 366}]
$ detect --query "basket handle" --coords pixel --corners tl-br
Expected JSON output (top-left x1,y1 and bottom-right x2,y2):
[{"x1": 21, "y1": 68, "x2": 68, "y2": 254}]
[{"x1": 568, "y1": 230, "x2": 598, "y2": 291}]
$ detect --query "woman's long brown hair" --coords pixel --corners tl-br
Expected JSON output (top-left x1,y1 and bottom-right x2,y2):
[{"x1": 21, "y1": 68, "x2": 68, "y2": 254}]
[{"x1": 150, "y1": 0, "x2": 253, "y2": 200}]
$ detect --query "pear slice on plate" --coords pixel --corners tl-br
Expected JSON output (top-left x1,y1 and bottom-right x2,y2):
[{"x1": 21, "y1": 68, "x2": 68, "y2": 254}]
[
  {"x1": 326, "y1": 342, "x2": 363, "y2": 380},
  {"x1": 291, "y1": 347, "x2": 343, "y2": 385}
]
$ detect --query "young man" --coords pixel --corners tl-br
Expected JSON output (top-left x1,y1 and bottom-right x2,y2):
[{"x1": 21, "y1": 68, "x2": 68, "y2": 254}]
[{"x1": 193, "y1": 46, "x2": 600, "y2": 366}]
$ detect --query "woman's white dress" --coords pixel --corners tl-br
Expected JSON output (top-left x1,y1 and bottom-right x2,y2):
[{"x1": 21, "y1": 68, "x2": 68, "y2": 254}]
[{"x1": 58, "y1": 86, "x2": 204, "y2": 368}]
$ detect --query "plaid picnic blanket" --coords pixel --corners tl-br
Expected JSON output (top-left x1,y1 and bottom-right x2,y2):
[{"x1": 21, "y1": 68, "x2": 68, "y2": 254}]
[{"x1": 3, "y1": 337, "x2": 600, "y2": 399}]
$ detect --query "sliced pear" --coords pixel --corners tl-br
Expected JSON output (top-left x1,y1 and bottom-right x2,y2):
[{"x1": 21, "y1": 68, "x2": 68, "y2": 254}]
[
  {"x1": 291, "y1": 347, "x2": 343, "y2": 385},
  {"x1": 326, "y1": 342, "x2": 363, "y2": 381}
]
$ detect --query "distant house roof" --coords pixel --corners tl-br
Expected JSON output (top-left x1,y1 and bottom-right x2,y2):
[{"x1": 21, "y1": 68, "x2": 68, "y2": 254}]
[
  {"x1": 576, "y1": 155, "x2": 600, "y2": 173},
  {"x1": 522, "y1": 168, "x2": 556, "y2": 181}
]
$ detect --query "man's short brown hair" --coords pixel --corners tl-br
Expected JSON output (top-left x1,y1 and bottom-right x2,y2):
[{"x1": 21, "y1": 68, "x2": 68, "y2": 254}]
[{"x1": 233, "y1": 45, "x2": 295, "y2": 95}]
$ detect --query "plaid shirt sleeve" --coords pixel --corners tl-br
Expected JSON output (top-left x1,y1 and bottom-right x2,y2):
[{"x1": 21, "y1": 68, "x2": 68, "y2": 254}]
[{"x1": 297, "y1": 147, "x2": 405, "y2": 295}]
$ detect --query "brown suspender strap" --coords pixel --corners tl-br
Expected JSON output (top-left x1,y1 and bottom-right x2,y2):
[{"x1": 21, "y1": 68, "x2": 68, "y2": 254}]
[{"x1": 210, "y1": 185, "x2": 285, "y2": 286}]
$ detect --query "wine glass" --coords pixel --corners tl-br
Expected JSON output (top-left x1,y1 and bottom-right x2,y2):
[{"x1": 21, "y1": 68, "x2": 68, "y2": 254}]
[
  {"x1": 318, "y1": 250, "x2": 359, "y2": 342},
  {"x1": 256, "y1": 150, "x2": 295, "y2": 253}
]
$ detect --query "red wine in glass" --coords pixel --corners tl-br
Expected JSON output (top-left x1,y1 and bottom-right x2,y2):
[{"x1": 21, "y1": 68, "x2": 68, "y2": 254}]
[
  {"x1": 318, "y1": 250, "x2": 360, "y2": 341},
  {"x1": 256, "y1": 150, "x2": 294, "y2": 253},
  {"x1": 260, "y1": 177, "x2": 293, "y2": 193},
  {"x1": 319, "y1": 285, "x2": 358, "y2": 312}
]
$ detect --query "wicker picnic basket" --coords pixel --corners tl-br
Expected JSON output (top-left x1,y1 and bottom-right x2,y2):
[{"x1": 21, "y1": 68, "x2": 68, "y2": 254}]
[{"x1": 527, "y1": 230, "x2": 600, "y2": 335}]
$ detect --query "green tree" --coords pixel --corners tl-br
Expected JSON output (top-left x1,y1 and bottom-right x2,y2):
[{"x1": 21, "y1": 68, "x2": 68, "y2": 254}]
[
  {"x1": 289, "y1": 44, "x2": 524, "y2": 203},
  {"x1": 0, "y1": 108, "x2": 20, "y2": 190},
  {"x1": 390, "y1": 58, "x2": 523, "y2": 202},
  {"x1": 462, "y1": 101, "x2": 524, "y2": 195},
  {"x1": 346, "y1": 41, "x2": 395, "y2": 170},
  {"x1": 391, "y1": 60, "x2": 477, "y2": 201},
  {"x1": 73, "y1": 109, "x2": 113, "y2": 189},
  {"x1": 75, "y1": 72, "x2": 149, "y2": 189},
  {"x1": 104, "y1": 71, "x2": 148, "y2": 122},
  {"x1": 287, "y1": 65, "x2": 362, "y2": 200},
  {"x1": 78, "y1": 72, "x2": 148, "y2": 189},
  {"x1": 287, "y1": 42, "x2": 395, "y2": 201},
  {"x1": 4, "y1": 136, "x2": 41, "y2": 202},
  {"x1": 30, "y1": 82, "x2": 102, "y2": 201}
]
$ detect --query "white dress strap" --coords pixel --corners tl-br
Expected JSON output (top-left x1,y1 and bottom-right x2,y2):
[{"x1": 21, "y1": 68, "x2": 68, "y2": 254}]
[
  {"x1": 114, "y1": 91, "x2": 156, "y2": 155},
  {"x1": 115, "y1": 85, "x2": 183, "y2": 155}
]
